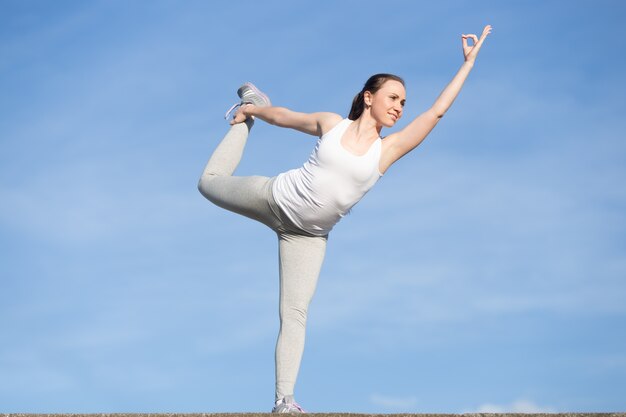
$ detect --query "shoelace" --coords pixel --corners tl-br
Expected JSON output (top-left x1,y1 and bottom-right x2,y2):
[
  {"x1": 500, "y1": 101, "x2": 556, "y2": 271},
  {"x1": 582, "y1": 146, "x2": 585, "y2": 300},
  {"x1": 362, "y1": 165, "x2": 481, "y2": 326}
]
[{"x1": 224, "y1": 101, "x2": 253, "y2": 120}]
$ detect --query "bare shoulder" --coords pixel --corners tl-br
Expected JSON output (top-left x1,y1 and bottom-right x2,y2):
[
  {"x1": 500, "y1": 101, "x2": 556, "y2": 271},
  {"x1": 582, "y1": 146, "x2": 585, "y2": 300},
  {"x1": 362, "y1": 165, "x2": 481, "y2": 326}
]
[
  {"x1": 272, "y1": 109, "x2": 342, "y2": 137},
  {"x1": 316, "y1": 112, "x2": 344, "y2": 136}
]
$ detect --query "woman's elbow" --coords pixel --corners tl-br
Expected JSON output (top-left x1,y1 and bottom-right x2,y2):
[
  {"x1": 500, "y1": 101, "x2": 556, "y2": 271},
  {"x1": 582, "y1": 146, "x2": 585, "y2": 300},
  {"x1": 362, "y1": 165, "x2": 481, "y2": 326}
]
[
  {"x1": 269, "y1": 107, "x2": 290, "y2": 127},
  {"x1": 429, "y1": 107, "x2": 445, "y2": 119}
]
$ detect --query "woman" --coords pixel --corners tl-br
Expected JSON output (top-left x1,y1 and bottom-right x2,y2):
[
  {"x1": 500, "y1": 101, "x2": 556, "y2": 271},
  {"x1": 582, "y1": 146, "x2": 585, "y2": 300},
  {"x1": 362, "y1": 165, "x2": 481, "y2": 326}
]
[{"x1": 198, "y1": 25, "x2": 492, "y2": 413}]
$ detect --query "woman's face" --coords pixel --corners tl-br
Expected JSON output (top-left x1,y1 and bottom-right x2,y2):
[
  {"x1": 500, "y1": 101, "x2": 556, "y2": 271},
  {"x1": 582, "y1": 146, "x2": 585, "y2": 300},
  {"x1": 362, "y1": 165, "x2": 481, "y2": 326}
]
[{"x1": 366, "y1": 80, "x2": 406, "y2": 127}]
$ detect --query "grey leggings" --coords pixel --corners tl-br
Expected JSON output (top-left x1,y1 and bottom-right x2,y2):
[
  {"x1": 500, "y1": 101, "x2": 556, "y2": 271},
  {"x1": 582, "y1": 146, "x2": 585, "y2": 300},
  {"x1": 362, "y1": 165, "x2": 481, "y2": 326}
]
[{"x1": 197, "y1": 119, "x2": 327, "y2": 401}]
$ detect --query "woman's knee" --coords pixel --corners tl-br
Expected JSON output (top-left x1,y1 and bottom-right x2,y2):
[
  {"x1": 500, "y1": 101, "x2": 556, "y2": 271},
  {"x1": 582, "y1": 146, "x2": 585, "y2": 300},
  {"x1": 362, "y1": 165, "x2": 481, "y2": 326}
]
[
  {"x1": 280, "y1": 304, "x2": 309, "y2": 328},
  {"x1": 197, "y1": 173, "x2": 219, "y2": 199}
]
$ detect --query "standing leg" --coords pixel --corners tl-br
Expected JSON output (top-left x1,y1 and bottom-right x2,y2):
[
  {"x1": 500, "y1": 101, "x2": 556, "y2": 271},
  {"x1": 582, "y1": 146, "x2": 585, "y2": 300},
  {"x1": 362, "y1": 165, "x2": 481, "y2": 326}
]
[{"x1": 275, "y1": 231, "x2": 328, "y2": 402}]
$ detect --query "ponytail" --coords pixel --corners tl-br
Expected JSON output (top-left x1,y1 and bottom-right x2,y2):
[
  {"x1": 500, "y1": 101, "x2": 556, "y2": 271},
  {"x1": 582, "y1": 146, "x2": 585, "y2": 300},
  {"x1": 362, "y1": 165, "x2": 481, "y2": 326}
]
[{"x1": 348, "y1": 91, "x2": 365, "y2": 121}]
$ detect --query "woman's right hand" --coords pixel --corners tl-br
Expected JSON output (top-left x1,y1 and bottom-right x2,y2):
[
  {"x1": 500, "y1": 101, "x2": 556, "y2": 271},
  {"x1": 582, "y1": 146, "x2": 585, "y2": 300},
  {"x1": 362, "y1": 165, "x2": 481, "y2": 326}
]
[{"x1": 229, "y1": 104, "x2": 254, "y2": 125}]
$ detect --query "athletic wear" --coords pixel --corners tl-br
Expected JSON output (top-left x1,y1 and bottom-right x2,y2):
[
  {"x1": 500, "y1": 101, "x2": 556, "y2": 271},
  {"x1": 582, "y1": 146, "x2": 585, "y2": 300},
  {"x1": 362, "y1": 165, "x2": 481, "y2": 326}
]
[
  {"x1": 272, "y1": 395, "x2": 306, "y2": 413},
  {"x1": 272, "y1": 118, "x2": 383, "y2": 236},
  {"x1": 200, "y1": 84, "x2": 384, "y2": 407},
  {"x1": 198, "y1": 119, "x2": 327, "y2": 404},
  {"x1": 224, "y1": 82, "x2": 272, "y2": 120}
]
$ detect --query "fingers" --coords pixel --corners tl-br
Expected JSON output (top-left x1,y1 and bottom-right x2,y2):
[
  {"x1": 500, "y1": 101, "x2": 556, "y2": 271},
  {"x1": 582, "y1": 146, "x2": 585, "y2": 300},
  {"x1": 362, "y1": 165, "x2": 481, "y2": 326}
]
[
  {"x1": 229, "y1": 112, "x2": 245, "y2": 125},
  {"x1": 461, "y1": 25, "x2": 492, "y2": 62},
  {"x1": 463, "y1": 25, "x2": 493, "y2": 44},
  {"x1": 228, "y1": 105, "x2": 248, "y2": 125},
  {"x1": 478, "y1": 25, "x2": 492, "y2": 43},
  {"x1": 462, "y1": 34, "x2": 479, "y2": 47},
  {"x1": 475, "y1": 25, "x2": 492, "y2": 48}
]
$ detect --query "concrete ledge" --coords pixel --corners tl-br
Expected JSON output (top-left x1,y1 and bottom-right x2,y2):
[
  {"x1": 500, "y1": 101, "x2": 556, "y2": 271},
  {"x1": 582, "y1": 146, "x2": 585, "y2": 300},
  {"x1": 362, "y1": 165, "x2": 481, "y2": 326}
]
[{"x1": 3, "y1": 413, "x2": 625, "y2": 417}]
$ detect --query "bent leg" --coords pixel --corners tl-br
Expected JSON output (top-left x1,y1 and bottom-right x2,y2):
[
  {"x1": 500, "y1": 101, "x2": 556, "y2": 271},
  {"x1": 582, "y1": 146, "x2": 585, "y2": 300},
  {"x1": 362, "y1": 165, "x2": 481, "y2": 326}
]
[
  {"x1": 198, "y1": 120, "x2": 280, "y2": 228},
  {"x1": 275, "y1": 231, "x2": 327, "y2": 401},
  {"x1": 199, "y1": 119, "x2": 253, "y2": 179}
]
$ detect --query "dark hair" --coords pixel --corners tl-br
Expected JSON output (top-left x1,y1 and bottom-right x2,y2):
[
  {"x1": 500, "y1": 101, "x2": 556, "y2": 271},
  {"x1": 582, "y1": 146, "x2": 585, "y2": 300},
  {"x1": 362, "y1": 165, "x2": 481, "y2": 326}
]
[{"x1": 348, "y1": 73, "x2": 405, "y2": 120}]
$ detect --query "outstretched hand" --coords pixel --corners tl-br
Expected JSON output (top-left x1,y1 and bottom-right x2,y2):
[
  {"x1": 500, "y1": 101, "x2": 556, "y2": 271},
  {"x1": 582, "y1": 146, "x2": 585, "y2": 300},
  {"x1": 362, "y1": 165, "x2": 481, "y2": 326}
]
[{"x1": 462, "y1": 25, "x2": 492, "y2": 63}]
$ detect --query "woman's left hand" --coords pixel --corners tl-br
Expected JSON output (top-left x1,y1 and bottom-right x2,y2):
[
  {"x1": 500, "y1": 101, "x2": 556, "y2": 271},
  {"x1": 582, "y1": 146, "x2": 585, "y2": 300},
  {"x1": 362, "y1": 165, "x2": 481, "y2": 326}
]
[{"x1": 462, "y1": 25, "x2": 492, "y2": 63}]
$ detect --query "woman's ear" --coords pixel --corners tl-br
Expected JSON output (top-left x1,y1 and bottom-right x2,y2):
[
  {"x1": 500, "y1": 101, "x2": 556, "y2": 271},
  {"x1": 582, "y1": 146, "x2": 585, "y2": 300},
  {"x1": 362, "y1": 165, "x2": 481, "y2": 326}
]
[{"x1": 363, "y1": 90, "x2": 373, "y2": 108}]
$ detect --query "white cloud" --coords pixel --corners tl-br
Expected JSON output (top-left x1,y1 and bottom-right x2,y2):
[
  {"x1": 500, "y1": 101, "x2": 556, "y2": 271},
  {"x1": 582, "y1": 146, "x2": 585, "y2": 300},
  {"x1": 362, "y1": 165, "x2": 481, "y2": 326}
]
[
  {"x1": 468, "y1": 398, "x2": 556, "y2": 413},
  {"x1": 370, "y1": 393, "x2": 418, "y2": 410}
]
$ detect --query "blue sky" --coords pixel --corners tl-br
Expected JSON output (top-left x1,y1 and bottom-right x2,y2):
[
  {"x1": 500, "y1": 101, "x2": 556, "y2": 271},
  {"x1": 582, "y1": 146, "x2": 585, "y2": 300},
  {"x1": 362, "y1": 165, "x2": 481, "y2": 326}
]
[{"x1": 1, "y1": 0, "x2": 625, "y2": 413}]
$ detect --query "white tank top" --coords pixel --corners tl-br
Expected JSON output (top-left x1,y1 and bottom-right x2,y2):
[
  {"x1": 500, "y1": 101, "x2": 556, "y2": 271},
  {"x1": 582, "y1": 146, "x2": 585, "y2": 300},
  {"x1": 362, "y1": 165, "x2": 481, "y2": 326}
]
[{"x1": 272, "y1": 118, "x2": 383, "y2": 236}]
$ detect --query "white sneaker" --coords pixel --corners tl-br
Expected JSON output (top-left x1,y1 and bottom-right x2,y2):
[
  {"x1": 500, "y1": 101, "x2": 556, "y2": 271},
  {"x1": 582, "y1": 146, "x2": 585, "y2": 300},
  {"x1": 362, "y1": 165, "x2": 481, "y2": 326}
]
[
  {"x1": 224, "y1": 82, "x2": 271, "y2": 120},
  {"x1": 272, "y1": 395, "x2": 306, "y2": 413}
]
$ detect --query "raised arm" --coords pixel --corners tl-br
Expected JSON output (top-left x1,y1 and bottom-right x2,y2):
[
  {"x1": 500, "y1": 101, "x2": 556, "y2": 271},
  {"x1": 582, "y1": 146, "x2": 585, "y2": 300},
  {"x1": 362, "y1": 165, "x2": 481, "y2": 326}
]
[
  {"x1": 380, "y1": 25, "x2": 492, "y2": 171},
  {"x1": 231, "y1": 104, "x2": 342, "y2": 137}
]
